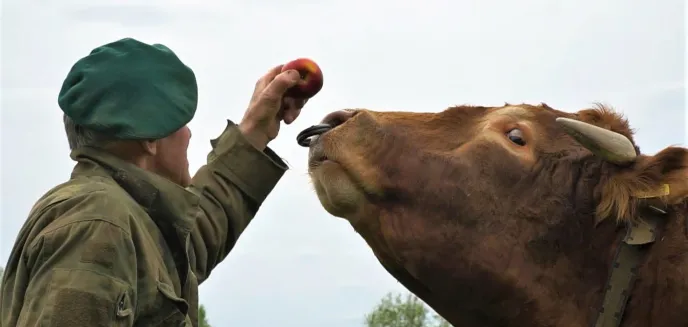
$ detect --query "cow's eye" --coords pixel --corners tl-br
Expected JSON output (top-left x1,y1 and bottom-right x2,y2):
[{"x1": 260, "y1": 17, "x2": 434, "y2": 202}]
[{"x1": 507, "y1": 128, "x2": 526, "y2": 146}]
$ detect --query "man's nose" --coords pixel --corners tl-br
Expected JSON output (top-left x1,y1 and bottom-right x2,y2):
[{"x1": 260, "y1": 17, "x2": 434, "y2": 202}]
[{"x1": 320, "y1": 109, "x2": 357, "y2": 128}]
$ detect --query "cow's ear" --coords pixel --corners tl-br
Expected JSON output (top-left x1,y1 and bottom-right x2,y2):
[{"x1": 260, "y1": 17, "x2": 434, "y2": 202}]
[{"x1": 596, "y1": 146, "x2": 688, "y2": 223}]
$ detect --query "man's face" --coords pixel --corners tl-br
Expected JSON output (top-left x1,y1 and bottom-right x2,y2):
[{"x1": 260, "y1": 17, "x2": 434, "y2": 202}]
[{"x1": 154, "y1": 125, "x2": 192, "y2": 187}]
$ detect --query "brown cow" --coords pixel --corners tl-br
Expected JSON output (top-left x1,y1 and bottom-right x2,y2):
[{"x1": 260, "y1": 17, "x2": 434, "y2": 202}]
[{"x1": 299, "y1": 104, "x2": 687, "y2": 327}]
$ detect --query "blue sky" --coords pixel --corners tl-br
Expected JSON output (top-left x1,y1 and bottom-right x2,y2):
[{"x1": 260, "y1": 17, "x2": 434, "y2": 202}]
[{"x1": 0, "y1": 0, "x2": 685, "y2": 326}]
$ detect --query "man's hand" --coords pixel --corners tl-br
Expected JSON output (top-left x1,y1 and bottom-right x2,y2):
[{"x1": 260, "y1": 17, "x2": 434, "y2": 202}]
[{"x1": 239, "y1": 65, "x2": 308, "y2": 151}]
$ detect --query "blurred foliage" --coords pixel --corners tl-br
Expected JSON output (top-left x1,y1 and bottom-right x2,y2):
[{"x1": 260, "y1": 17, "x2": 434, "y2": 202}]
[{"x1": 365, "y1": 291, "x2": 452, "y2": 327}]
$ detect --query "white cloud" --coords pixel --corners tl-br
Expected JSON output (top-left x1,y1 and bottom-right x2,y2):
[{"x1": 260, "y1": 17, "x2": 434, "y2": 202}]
[{"x1": 1, "y1": 0, "x2": 684, "y2": 325}]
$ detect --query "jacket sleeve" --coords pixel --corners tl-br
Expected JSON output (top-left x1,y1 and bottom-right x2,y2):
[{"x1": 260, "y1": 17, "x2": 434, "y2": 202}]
[
  {"x1": 186, "y1": 120, "x2": 288, "y2": 283},
  {"x1": 16, "y1": 219, "x2": 137, "y2": 327}
]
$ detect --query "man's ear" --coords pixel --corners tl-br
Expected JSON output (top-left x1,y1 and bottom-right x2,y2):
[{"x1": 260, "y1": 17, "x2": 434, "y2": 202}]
[
  {"x1": 139, "y1": 140, "x2": 158, "y2": 156},
  {"x1": 596, "y1": 146, "x2": 688, "y2": 223}
]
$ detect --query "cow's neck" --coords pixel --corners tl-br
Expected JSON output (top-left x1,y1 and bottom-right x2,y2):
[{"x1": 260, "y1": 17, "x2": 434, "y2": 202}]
[
  {"x1": 613, "y1": 206, "x2": 688, "y2": 327},
  {"x1": 530, "y1": 207, "x2": 677, "y2": 327},
  {"x1": 470, "y1": 208, "x2": 665, "y2": 327}
]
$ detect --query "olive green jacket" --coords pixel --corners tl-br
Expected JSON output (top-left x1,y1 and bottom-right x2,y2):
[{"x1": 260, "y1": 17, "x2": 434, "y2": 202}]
[{"x1": 0, "y1": 121, "x2": 288, "y2": 327}]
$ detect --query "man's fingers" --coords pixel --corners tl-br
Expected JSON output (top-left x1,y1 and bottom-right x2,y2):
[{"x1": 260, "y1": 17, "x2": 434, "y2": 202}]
[
  {"x1": 261, "y1": 70, "x2": 301, "y2": 101},
  {"x1": 282, "y1": 97, "x2": 307, "y2": 110},
  {"x1": 282, "y1": 96, "x2": 306, "y2": 124},
  {"x1": 291, "y1": 98, "x2": 307, "y2": 110},
  {"x1": 254, "y1": 65, "x2": 284, "y2": 91},
  {"x1": 246, "y1": 66, "x2": 308, "y2": 129},
  {"x1": 280, "y1": 97, "x2": 307, "y2": 124},
  {"x1": 284, "y1": 108, "x2": 302, "y2": 125},
  {"x1": 299, "y1": 98, "x2": 308, "y2": 109}
]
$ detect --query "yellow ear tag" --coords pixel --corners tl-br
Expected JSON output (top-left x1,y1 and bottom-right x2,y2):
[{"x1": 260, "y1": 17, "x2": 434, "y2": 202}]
[{"x1": 633, "y1": 184, "x2": 670, "y2": 199}]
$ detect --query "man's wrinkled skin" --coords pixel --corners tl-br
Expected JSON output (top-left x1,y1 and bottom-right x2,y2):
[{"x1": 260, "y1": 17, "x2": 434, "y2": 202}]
[
  {"x1": 307, "y1": 104, "x2": 688, "y2": 327},
  {"x1": 0, "y1": 66, "x2": 306, "y2": 327}
]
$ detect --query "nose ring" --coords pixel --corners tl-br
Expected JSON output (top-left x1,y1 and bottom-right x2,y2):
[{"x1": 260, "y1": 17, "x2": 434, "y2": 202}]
[{"x1": 296, "y1": 124, "x2": 332, "y2": 147}]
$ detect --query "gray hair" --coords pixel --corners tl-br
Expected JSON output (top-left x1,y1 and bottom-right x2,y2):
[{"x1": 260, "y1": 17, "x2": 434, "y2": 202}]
[{"x1": 63, "y1": 114, "x2": 117, "y2": 151}]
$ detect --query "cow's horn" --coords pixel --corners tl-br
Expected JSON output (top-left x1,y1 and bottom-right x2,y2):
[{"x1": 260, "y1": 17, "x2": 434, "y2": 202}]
[{"x1": 555, "y1": 117, "x2": 637, "y2": 165}]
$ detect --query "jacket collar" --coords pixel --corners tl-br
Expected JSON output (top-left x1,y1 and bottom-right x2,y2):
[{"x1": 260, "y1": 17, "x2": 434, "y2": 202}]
[{"x1": 70, "y1": 147, "x2": 198, "y2": 231}]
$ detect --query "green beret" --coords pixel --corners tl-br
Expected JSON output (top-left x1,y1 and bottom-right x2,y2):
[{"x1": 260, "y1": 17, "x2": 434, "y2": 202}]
[{"x1": 58, "y1": 37, "x2": 198, "y2": 140}]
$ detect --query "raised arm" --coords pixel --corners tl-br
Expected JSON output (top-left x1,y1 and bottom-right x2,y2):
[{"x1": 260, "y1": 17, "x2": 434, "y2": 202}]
[
  {"x1": 183, "y1": 64, "x2": 310, "y2": 283},
  {"x1": 186, "y1": 120, "x2": 287, "y2": 283}
]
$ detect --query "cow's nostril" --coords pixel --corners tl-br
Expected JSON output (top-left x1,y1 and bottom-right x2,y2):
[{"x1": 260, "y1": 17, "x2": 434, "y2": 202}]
[{"x1": 321, "y1": 109, "x2": 357, "y2": 128}]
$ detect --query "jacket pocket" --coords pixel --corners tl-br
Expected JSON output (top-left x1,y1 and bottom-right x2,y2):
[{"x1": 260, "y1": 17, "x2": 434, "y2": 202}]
[
  {"x1": 40, "y1": 268, "x2": 135, "y2": 327},
  {"x1": 153, "y1": 280, "x2": 190, "y2": 327}
]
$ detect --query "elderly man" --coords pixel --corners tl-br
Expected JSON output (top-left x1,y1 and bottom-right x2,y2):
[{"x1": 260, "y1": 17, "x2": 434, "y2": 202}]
[{"x1": 0, "y1": 38, "x2": 307, "y2": 326}]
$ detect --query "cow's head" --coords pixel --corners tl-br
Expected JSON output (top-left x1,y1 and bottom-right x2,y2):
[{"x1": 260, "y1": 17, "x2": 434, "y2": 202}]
[{"x1": 304, "y1": 104, "x2": 688, "y2": 327}]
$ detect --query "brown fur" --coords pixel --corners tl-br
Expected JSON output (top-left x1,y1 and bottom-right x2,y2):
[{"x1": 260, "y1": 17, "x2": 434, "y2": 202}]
[{"x1": 308, "y1": 103, "x2": 688, "y2": 327}]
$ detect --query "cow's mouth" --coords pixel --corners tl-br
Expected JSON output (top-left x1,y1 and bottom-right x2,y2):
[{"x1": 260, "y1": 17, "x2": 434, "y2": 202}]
[
  {"x1": 307, "y1": 135, "x2": 335, "y2": 169},
  {"x1": 310, "y1": 154, "x2": 330, "y2": 167}
]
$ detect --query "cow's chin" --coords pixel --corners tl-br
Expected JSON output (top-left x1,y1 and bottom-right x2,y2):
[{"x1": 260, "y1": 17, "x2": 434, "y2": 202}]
[{"x1": 309, "y1": 161, "x2": 367, "y2": 221}]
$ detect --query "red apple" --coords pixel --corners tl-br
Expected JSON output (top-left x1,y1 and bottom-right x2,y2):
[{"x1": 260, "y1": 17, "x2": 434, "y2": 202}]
[{"x1": 281, "y1": 58, "x2": 324, "y2": 99}]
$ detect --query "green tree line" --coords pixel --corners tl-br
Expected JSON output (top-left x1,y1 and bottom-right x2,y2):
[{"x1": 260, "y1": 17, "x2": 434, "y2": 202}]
[
  {"x1": 198, "y1": 290, "x2": 451, "y2": 327},
  {"x1": 199, "y1": 304, "x2": 212, "y2": 327},
  {"x1": 365, "y1": 292, "x2": 452, "y2": 327}
]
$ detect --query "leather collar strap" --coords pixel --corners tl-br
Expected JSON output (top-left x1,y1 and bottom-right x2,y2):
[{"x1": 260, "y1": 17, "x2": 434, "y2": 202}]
[{"x1": 592, "y1": 212, "x2": 663, "y2": 327}]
